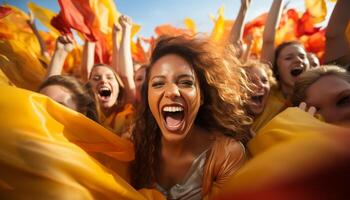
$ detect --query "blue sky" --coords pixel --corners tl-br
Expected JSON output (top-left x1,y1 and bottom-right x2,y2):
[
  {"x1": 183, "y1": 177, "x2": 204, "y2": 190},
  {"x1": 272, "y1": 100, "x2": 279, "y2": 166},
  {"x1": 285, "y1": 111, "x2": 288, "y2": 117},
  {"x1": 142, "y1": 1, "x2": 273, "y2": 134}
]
[{"x1": 4, "y1": 0, "x2": 335, "y2": 38}]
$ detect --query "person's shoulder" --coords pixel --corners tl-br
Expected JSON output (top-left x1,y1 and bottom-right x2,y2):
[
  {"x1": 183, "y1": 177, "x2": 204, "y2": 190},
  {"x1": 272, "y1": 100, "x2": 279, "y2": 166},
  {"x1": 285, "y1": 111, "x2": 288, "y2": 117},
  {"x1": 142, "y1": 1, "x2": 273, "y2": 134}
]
[{"x1": 212, "y1": 133, "x2": 245, "y2": 161}]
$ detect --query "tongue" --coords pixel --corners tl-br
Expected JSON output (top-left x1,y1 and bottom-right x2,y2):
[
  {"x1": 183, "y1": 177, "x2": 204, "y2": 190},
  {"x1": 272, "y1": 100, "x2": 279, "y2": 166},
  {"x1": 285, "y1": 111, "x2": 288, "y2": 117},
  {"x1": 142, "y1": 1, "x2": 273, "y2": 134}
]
[{"x1": 165, "y1": 112, "x2": 183, "y2": 127}]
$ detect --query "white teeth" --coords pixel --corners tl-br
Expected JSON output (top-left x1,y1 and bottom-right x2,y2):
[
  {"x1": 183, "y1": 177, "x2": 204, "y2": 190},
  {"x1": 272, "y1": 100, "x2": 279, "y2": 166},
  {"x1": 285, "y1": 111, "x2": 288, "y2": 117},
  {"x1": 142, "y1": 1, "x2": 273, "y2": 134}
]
[
  {"x1": 99, "y1": 87, "x2": 110, "y2": 91},
  {"x1": 163, "y1": 106, "x2": 184, "y2": 112}
]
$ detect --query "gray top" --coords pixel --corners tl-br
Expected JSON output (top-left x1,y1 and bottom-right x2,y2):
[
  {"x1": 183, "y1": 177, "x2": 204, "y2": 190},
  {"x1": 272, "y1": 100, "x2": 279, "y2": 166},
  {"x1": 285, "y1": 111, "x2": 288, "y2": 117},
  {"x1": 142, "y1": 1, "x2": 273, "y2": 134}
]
[{"x1": 156, "y1": 149, "x2": 209, "y2": 200}]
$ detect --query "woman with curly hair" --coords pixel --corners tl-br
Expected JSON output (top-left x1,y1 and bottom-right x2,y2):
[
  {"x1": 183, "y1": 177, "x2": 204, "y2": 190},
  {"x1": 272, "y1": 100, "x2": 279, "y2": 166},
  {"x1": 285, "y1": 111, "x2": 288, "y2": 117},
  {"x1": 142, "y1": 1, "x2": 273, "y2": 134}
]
[
  {"x1": 239, "y1": 59, "x2": 277, "y2": 135},
  {"x1": 130, "y1": 35, "x2": 251, "y2": 199}
]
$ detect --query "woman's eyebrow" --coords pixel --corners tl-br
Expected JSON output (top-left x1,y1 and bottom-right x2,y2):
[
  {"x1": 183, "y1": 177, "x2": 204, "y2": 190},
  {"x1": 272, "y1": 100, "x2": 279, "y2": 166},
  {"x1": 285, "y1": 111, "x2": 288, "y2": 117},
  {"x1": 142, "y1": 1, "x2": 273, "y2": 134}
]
[
  {"x1": 150, "y1": 75, "x2": 166, "y2": 81},
  {"x1": 177, "y1": 74, "x2": 195, "y2": 80}
]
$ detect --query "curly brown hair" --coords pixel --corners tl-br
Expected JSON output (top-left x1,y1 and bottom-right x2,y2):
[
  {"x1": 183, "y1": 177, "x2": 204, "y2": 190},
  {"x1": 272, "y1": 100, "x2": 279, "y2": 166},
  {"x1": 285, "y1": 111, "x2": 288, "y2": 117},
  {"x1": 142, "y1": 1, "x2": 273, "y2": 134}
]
[{"x1": 130, "y1": 35, "x2": 251, "y2": 189}]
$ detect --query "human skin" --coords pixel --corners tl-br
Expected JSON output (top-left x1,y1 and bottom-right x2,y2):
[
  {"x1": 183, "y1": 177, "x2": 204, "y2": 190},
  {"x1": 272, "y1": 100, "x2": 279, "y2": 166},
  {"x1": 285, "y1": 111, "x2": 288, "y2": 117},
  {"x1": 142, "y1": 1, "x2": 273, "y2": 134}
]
[{"x1": 305, "y1": 75, "x2": 350, "y2": 126}]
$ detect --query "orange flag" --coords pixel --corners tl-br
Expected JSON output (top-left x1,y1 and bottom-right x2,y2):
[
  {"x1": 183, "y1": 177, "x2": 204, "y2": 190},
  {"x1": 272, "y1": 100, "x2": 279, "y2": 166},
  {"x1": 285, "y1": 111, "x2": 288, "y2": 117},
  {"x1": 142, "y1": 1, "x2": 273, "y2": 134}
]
[{"x1": 0, "y1": 5, "x2": 12, "y2": 19}]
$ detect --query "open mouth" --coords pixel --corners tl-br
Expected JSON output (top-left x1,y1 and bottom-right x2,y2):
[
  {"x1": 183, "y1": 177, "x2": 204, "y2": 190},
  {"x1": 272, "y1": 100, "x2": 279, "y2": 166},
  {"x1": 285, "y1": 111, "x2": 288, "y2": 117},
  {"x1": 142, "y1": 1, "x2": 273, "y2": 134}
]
[
  {"x1": 251, "y1": 94, "x2": 264, "y2": 104},
  {"x1": 290, "y1": 68, "x2": 304, "y2": 77},
  {"x1": 98, "y1": 87, "x2": 112, "y2": 101},
  {"x1": 162, "y1": 105, "x2": 185, "y2": 132}
]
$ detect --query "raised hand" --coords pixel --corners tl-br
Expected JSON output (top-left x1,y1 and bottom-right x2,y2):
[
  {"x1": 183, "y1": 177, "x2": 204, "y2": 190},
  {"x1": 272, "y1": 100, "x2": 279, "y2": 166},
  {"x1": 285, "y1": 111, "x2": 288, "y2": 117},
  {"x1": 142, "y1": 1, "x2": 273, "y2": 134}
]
[
  {"x1": 118, "y1": 15, "x2": 133, "y2": 29},
  {"x1": 56, "y1": 35, "x2": 74, "y2": 53}
]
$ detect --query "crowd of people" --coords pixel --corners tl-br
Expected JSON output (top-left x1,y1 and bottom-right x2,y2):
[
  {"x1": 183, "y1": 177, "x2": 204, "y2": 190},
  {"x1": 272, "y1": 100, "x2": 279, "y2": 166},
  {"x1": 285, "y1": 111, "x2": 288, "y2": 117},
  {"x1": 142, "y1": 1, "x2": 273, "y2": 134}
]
[{"x1": 0, "y1": 0, "x2": 350, "y2": 199}]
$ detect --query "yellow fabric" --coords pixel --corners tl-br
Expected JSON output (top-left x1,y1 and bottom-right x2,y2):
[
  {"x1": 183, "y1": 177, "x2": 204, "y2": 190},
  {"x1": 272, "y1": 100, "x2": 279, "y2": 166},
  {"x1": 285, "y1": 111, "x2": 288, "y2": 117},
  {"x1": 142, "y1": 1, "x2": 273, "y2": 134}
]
[
  {"x1": 305, "y1": 0, "x2": 327, "y2": 23},
  {"x1": 215, "y1": 108, "x2": 350, "y2": 198},
  {"x1": 210, "y1": 6, "x2": 226, "y2": 43},
  {"x1": 0, "y1": 40, "x2": 45, "y2": 91},
  {"x1": 28, "y1": 1, "x2": 60, "y2": 38},
  {"x1": 251, "y1": 88, "x2": 286, "y2": 134},
  {"x1": 101, "y1": 103, "x2": 135, "y2": 135},
  {"x1": 184, "y1": 17, "x2": 197, "y2": 33},
  {"x1": 249, "y1": 107, "x2": 347, "y2": 155},
  {"x1": 89, "y1": 0, "x2": 120, "y2": 35},
  {"x1": 0, "y1": 6, "x2": 41, "y2": 55},
  {"x1": 0, "y1": 85, "x2": 164, "y2": 200},
  {"x1": 0, "y1": 68, "x2": 14, "y2": 86}
]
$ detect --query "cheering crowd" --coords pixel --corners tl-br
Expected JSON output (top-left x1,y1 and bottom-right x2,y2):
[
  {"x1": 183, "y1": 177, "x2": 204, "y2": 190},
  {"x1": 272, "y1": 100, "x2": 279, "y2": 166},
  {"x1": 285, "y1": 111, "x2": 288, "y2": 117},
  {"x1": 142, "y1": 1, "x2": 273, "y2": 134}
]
[{"x1": 0, "y1": 0, "x2": 349, "y2": 199}]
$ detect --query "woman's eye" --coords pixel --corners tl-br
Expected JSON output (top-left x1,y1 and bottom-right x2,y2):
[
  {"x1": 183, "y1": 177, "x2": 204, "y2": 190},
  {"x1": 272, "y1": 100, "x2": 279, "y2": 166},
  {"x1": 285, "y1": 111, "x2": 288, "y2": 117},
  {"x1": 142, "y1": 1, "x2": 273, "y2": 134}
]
[
  {"x1": 336, "y1": 96, "x2": 350, "y2": 107},
  {"x1": 107, "y1": 76, "x2": 115, "y2": 80},
  {"x1": 261, "y1": 78, "x2": 268, "y2": 84},
  {"x1": 151, "y1": 81, "x2": 164, "y2": 88},
  {"x1": 93, "y1": 76, "x2": 100, "y2": 81},
  {"x1": 179, "y1": 80, "x2": 194, "y2": 87}
]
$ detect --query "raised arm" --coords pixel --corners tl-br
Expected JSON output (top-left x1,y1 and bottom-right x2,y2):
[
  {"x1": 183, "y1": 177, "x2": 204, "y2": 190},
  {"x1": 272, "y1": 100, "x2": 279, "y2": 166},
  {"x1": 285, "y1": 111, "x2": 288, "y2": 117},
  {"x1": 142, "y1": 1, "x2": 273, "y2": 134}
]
[
  {"x1": 111, "y1": 24, "x2": 120, "y2": 73},
  {"x1": 260, "y1": 0, "x2": 284, "y2": 64},
  {"x1": 229, "y1": 0, "x2": 251, "y2": 45},
  {"x1": 324, "y1": 0, "x2": 350, "y2": 64},
  {"x1": 117, "y1": 15, "x2": 136, "y2": 104},
  {"x1": 46, "y1": 35, "x2": 73, "y2": 78},
  {"x1": 81, "y1": 40, "x2": 96, "y2": 82},
  {"x1": 242, "y1": 33, "x2": 254, "y2": 62},
  {"x1": 26, "y1": 11, "x2": 50, "y2": 61}
]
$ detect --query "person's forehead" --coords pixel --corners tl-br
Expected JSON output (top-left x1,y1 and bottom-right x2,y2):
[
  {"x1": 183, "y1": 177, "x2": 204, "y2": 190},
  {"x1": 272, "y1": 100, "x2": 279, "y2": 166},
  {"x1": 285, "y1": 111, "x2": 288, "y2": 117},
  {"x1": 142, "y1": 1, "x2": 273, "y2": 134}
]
[
  {"x1": 150, "y1": 54, "x2": 195, "y2": 76},
  {"x1": 92, "y1": 66, "x2": 114, "y2": 75},
  {"x1": 280, "y1": 44, "x2": 305, "y2": 54},
  {"x1": 306, "y1": 75, "x2": 350, "y2": 102}
]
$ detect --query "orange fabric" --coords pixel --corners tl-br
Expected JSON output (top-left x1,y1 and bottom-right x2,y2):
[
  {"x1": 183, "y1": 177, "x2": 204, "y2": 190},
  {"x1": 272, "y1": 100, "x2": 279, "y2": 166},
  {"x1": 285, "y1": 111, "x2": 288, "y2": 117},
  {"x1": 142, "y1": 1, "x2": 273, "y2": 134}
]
[
  {"x1": 0, "y1": 85, "x2": 165, "y2": 200},
  {"x1": 0, "y1": 6, "x2": 12, "y2": 19},
  {"x1": 202, "y1": 134, "x2": 246, "y2": 200},
  {"x1": 305, "y1": 0, "x2": 327, "y2": 23},
  {"x1": 215, "y1": 108, "x2": 350, "y2": 200},
  {"x1": 28, "y1": 2, "x2": 60, "y2": 38},
  {"x1": 155, "y1": 24, "x2": 193, "y2": 37},
  {"x1": 101, "y1": 104, "x2": 135, "y2": 135},
  {"x1": 0, "y1": 40, "x2": 45, "y2": 91}
]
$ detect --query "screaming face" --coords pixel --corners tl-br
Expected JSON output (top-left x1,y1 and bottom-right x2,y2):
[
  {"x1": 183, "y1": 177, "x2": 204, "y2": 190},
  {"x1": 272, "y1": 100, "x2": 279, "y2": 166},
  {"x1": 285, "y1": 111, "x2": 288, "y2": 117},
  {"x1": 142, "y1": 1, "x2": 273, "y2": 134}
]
[
  {"x1": 277, "y1": 44, "x2": 310, "y2": 91},
  {"x1": 148, "y1": 54, "x2": 201, "y2": 142},
  {"x1": 90, "y1": 66, "x2": 120, "y2": 109},
  {"x1": 246, "y1": 67, "x2": 270, "y2": 116}
]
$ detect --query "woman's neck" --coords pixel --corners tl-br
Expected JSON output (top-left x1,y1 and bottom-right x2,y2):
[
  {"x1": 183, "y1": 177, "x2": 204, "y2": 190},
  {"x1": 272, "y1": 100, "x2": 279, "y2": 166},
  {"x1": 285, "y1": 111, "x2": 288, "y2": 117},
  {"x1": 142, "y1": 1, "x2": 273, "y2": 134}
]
[
  {"x1": 160, "y1": 125, "x2": 212, "y2": 158},
  {"x1": 280, "y1": 83, "x2": 293, "y2": 98},
  {"x1": 101, "y1": 104, "x2": 118, "y2": 117}
]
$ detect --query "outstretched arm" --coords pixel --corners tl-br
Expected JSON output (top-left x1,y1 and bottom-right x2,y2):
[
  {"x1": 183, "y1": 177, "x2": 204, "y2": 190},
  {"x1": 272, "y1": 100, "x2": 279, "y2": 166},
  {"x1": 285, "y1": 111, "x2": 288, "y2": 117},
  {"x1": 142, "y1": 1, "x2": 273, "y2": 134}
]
[
  {"x1": 27, "y1": 11, "x2": 50, "y2": 60},
  {"x1": 46, "y1": 35, "x2": 73, "y2": 78},
  {"x1": 229, "y1": 0, "x2": 251, "y2": 45},
  {"x1": 81, "y1": 40, "x2": 96, "y2": 82},
  {"x1": 324, "y1": 0, "x2": 350, "y2": 64},
  {"x1": 260, "y1": 0, "x2": 284, "y2": 64},
  {"x1": 117, "y1": 15, "x2": 136, "y2": 104}
]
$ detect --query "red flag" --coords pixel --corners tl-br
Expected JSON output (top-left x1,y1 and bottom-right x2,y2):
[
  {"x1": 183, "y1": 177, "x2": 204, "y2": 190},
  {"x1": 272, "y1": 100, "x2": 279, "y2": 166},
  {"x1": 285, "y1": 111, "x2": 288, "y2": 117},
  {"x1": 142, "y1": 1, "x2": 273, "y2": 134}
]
[{"x1": 0, "y1": 6, "x2": 12, "y2": 19}]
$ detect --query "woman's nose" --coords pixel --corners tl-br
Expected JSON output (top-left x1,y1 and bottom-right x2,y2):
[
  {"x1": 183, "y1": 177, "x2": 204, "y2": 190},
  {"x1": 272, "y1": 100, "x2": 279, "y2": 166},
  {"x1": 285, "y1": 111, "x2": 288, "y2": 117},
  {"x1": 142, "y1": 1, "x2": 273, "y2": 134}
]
[{"x1": 164, "y1": 83, "x2": 180, "y2": 99}]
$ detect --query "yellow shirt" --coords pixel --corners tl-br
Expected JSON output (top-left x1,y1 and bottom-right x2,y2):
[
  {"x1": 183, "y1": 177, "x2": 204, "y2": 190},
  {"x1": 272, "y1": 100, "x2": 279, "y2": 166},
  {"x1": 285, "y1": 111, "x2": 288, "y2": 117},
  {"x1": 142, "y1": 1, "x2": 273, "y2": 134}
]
[{"x1": 251, "y1": 88, "x2": 287, "y2": 133}]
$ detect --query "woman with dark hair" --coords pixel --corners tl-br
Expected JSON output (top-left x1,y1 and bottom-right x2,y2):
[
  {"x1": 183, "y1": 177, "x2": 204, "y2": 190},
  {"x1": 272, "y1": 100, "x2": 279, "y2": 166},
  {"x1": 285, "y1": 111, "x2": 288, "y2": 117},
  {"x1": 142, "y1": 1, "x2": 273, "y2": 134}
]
[
  {"x1": 85, "y1": 15, "x2": 136, "y2": 135},
  {"x1": 131, "y1": 35, "x2": 250, "y2": 199}
]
